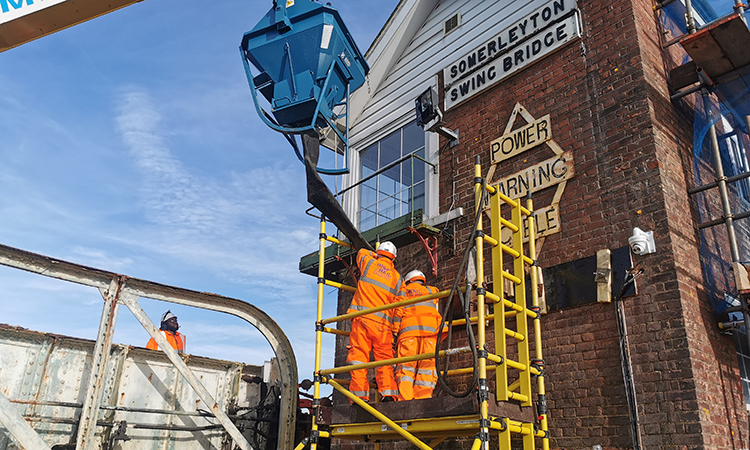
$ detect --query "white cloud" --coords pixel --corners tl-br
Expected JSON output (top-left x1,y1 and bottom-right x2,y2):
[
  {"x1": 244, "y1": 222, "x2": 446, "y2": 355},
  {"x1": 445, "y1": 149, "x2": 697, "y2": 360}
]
[
  {"x1": 68, "y1": 246, "x2": 134, "y2": 272},
  {"x1": 0, "y1": 0, "x2": 402, "y2": 384},
  {"x1": 113, "y1": 86, "x2": 317, "y2": 298}
]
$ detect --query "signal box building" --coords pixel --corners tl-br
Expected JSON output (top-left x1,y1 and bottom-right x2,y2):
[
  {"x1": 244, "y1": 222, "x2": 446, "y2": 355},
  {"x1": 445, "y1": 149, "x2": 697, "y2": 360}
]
[{"x1": 299, "y1": 0, "x2": 750, "y2": 448}]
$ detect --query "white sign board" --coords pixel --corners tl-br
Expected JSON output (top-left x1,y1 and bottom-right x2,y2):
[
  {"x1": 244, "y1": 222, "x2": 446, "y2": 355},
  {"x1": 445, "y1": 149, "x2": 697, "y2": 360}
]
[
  {"x1": 443, "y1": 0, "x2": 578, "y2": 87},
  {"x1": 492, "y1": 150, "x2": 574, "y2": 199},
  {"x1": 491, "y1": 114, "x2": 551, "y2": 164},
  {"x1": 444, "y1": 12, "x2": 581, "y2": 110},
  {"x1": 0, "y1": 0, "x2": 66, "y2": 24}
]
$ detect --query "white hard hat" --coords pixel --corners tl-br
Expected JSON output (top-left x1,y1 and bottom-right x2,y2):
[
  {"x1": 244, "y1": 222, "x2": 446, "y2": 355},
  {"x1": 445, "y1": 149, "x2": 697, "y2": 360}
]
[
  {"x1": 161, "y1": 310, "x2": 177, "y2": 323},
  {"x1": 405, "y1": 270, "x2": 426, "y2": 284},
  {"x1": 376, "y1": 241, "x2": 397, "y2": 260}
]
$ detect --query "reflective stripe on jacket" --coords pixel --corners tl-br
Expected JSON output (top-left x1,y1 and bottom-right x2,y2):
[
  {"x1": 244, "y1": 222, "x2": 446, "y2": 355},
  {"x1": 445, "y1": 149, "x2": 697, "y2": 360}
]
[
  {"x1": 146, "y1": 330, "x2": 186, "y2": 354},
  {"x1": 347, "y1": 249, "x2": 404, "y2": 326},
  {"x1": 393, "y1": 282, "x2": 443, "y2": 338}
]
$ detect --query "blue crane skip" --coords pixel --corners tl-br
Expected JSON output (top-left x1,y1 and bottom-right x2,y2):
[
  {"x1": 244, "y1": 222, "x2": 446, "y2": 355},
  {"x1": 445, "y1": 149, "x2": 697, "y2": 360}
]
[{"x1": 240, "y1": 0, "x2": 373, "y2": 251}]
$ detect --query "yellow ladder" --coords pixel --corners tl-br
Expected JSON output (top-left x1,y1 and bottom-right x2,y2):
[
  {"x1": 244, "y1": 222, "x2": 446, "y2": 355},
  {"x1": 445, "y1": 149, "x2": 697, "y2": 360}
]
[{"x1": 300, "y1": 156, "x2": 549, "y2": 450}]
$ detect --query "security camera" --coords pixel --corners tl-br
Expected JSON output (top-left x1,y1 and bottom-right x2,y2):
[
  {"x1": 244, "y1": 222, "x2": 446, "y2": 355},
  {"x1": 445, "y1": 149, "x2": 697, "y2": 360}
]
[{"x1": 628, "y1": 227, "x2": 655, "y2": 255}]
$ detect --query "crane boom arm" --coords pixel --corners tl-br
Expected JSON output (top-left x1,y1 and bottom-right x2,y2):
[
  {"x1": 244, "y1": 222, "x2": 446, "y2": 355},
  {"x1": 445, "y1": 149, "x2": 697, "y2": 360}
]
[{"x1": 0, "y1": 0, "x2": 143, "y2": 53}]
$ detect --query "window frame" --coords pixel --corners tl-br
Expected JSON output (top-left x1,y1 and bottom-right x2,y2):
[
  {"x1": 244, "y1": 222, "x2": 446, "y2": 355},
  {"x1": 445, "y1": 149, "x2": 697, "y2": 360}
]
[{"x1": 342, "y1": 116, "x2": 439, "y2": 231}]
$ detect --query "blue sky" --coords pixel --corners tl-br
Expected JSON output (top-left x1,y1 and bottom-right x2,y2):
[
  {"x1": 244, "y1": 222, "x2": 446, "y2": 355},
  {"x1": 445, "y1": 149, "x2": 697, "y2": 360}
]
[{"x1": 0, "y1": 0, "x2": 398, "y2": 385}]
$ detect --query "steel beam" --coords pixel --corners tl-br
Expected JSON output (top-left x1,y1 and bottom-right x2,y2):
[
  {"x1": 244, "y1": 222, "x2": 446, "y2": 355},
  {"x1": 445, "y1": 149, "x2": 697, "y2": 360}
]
[
  {"x1": 0, "y1": 243, "x2": 298, "y2": 450},
  {"x1": 0, "y1": 391, "x2": 53, "y2": 450},
  {"x1": 121, "y1": 293, "x2": 255, "y2": 450},
  {"x1": 76, "y1": 277, "x2": 123, "y2": 450}
]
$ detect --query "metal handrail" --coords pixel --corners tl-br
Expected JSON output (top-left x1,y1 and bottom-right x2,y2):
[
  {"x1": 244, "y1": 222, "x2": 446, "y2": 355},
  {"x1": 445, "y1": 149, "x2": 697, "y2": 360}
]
[{"x1": 335, "y1": 149, "x2": 436, "y2": 198}]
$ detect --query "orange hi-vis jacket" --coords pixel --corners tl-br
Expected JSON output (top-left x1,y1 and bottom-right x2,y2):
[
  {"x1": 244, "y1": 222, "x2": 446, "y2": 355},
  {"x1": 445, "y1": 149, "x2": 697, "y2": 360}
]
[
  {"x1": 393, "y1": 281, "x2": 444, "y2": 339},
  {"x1": 347, "y1": 249, "x2": 404, "y2": 327},
  {"x1": 146, "y1": 330, "x2": 186, "y2": 354}
]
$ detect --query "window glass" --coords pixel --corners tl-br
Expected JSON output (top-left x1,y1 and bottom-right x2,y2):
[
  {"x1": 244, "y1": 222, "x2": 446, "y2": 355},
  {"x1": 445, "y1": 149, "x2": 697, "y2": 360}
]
[
  {"x1": 379, "y1": 173, "x2": 398, "y2": 198},
  {"x1": 361, "y1": 184, "x2": 377, "y2": 208},
  {"x1": 381, "y1": 131, "x2": 402, "y2": 185},
  {"x1": 359, "y1": 207, "x2": 376, "y2": 232},
  {"x1": 403, "y1": 121, "x2": 425, "y2": 155},
  {"x1": 409, "y1": 182, "x2": 425, "y2": 213},
  {"x1": 379, "y1": 195, "x2": 398, "y2": 223},
  {"x1": 358, "y1": 121, "x2": 427, "y2": 230},
  {"x1": 361, "y1": 143, "x2": 379, "y2": 173}
]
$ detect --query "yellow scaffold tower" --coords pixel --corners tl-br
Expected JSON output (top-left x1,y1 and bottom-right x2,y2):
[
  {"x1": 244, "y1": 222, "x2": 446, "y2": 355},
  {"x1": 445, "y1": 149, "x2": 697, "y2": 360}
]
[{"x1": 300, "y1": 156, "x2": 550, "y2": 450}]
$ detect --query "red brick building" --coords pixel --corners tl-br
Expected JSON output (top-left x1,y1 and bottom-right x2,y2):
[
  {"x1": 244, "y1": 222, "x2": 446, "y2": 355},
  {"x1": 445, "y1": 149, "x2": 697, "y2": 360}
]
[{"x1": 310, "y1": 0, "x2": 750, "y2": 448}]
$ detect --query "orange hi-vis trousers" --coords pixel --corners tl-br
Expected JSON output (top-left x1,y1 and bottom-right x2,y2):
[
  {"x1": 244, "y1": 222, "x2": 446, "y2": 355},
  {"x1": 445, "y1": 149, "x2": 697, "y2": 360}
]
[
  {"x1": 346, "y1": 318, "x2": 398, "y2": 401},
  {"x1": 396, "y1": 335, "x2": 438, "y2": 401}
]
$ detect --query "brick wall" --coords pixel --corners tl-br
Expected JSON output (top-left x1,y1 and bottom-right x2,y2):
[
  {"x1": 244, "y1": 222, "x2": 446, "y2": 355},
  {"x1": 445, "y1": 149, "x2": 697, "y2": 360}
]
[{"x1": 334, "y1": 0, "x2": 749, "y2": 448}]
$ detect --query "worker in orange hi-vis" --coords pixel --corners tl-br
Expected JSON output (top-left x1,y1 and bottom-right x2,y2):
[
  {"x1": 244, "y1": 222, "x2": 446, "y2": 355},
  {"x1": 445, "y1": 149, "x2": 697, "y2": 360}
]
[
  {"x1": 393, "y1": 270, "x2": 445, "y2": 401},
  {"x1": 346, "y1": 241, "x2": 404, "y2": 403},
  {"x1": 146, "y1": 310, "x2": 186, "y2": 354}
]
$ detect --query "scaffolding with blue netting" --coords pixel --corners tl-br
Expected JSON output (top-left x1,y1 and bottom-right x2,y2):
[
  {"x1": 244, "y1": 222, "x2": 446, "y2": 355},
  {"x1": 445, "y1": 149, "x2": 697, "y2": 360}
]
[{"x1": 657, "y1": 0, "x2": 750, "y2": 314}]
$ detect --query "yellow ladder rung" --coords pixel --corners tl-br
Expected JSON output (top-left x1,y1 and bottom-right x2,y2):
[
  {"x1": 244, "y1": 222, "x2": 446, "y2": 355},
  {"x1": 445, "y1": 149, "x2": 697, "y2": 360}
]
[
  {"x1": 482, "y1": 234, "x2": 499, "y2": 247},
  {"x1": 505, "y1": 308, "x2": 536, "y2": 318},
  {"x1": 487, "y1": 353, "x2": 503, "y2": 364},
  {"x1": 324, "y1": 279, "x2": 356, "y2": 293},
  {"x1": 500, "y1": 217, "x2": 518, "y2": 232},
  {"x1": 323, "y1": 327, "x2": 349, "y2": 336},
  {"x1": 506, "y1": 420, "x2": 535, "y2": 434},
  {"x1": 504, "y1": 329, "x2": 525, "y2": 341},
  {"x1": 486, "y1": 292, "x2": 525, "y2": 313},
  {"x1": 485, "y1": 183, "x2": 497, "y2": 194},
  {"x1": 489, "y1": 352, "x2": 532, "y2": 369},
  {"x1": 508, "y1": 392, "x2": 529, "y2": 403},
  {"x1": 325, "y1": 235, "x2": 353, "y2": 249},
  {"x1": 505, "y1": 358, "x2": 527, "y2": 371},
  {"x1": 494, "y1": 191, "x2": 533, "y2": 216},
  {"x1": 446, "y1": 364, "x2": 497, "y2": 377},
  {"x1": 489, "y1": 420, "x2": 525, "y2": 434},
  {"x1": 501, "y1": 243, "x2": 520, "y2": 258},
  {"x1": 485, "y1": 291, "x2": 500, "y2": 302},
  {"x1": 496, "y1": 190, "x2": 517, "y2": 207},
  {"x1": 451, "y1": 313, "x2": 495, "y2": 326},
  {"x1": 320, "y1": 346, "x2": 472, "y2": 375},
  {"x1": 501, "y1": 270, "x2": 522, "y2": 285}
]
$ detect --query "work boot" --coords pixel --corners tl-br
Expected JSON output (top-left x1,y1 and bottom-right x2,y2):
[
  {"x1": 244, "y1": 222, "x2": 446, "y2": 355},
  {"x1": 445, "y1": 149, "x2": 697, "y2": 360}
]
[{"x1": 381, "y1": 396, "x2": 397, "y2": 402}]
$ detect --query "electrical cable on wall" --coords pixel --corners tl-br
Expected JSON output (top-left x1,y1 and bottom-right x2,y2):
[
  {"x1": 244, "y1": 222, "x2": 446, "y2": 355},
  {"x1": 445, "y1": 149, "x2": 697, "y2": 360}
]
[
  {"x1": 434, "y1": 177, "x2": 490, "y2": 397},
  {"x1": 614, "y1": 264, "x2": 644, "y2": 450}
]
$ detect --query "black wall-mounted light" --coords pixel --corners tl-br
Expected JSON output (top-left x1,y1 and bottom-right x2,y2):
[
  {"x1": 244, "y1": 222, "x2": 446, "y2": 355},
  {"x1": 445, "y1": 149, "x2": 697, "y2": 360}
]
[
  {"x1": 415, "y1": 87, "x2": 459, "y2": 145},
  {"x1": 415, "y1": 87, "x2": 440, "y2": 127}
]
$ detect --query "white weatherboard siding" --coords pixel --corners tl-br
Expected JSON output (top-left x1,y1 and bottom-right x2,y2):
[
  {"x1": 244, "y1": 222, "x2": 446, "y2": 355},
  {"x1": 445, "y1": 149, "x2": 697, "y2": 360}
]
[{"x1": 344, "y1": 0, "x2": 573, "y2": 224}]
